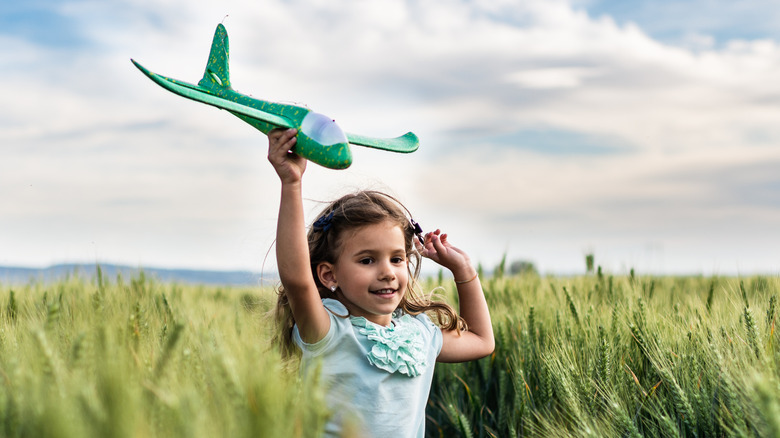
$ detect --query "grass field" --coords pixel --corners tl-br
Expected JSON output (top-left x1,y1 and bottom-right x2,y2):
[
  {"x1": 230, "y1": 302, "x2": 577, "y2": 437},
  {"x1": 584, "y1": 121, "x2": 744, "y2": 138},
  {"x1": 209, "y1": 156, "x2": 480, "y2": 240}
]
[{"x1": 1, "y1": 266, "x2": 778, "y2": 437}]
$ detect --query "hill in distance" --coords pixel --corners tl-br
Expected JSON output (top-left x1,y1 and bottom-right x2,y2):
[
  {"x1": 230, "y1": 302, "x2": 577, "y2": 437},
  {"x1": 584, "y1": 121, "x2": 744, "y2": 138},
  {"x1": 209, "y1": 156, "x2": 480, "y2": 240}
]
[{"x1": 0, "y1": 263, "x2": 274, "y2": 286}]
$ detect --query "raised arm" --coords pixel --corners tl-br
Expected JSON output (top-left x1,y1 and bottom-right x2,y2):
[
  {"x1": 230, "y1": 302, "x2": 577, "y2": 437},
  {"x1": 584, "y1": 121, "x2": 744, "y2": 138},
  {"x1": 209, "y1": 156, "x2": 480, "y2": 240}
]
[
  {"x1": 268, "y1": 128, "x2": 330, "y2": 344},
  {"x1": 417, "y1": 230, "x2": 494, "y2": 362}
]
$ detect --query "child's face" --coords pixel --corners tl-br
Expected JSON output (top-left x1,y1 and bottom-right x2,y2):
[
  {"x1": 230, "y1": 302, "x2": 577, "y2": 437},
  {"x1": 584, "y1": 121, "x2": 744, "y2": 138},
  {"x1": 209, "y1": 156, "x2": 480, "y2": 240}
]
[{"x1": 330, "y1": 220, "x2": 409, "y2": 326}]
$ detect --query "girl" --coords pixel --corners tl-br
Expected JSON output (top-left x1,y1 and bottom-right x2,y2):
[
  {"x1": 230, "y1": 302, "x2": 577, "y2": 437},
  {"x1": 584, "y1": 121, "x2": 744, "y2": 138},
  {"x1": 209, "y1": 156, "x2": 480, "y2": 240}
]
[{"x1": 268, "y1": 128, "x2": 494, "y2": 437}]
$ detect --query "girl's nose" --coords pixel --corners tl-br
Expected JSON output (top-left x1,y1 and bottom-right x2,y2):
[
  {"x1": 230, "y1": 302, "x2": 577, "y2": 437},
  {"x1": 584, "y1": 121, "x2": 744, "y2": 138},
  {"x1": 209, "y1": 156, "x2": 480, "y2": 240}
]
[{"x1": 377, "y1": 260, "x2": 396, "y2": 280}]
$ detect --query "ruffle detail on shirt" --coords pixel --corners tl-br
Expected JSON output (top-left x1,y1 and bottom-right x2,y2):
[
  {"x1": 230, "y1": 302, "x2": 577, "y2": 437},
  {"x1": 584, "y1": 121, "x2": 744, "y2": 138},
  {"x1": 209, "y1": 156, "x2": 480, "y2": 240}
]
[{"x1": 351, "y1": 315, "x2": 427, "y2": 377}]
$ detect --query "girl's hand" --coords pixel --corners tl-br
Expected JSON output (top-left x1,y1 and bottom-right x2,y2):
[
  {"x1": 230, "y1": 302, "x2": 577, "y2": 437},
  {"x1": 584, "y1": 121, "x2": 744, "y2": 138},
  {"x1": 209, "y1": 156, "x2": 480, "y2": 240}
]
[
  {"x1": 267, "y1": 128, "x2": 306, "y2": 184},
  {"x1": 416, "y1": 229, "x2": 475, "y2": 280}
]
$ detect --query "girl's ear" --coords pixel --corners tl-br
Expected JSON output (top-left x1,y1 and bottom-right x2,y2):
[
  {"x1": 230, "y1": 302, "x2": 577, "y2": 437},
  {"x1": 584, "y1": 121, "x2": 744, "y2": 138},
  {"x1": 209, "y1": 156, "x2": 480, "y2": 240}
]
[{"x1": 316, "y1": 262, "x2": 337, "y2": 288}]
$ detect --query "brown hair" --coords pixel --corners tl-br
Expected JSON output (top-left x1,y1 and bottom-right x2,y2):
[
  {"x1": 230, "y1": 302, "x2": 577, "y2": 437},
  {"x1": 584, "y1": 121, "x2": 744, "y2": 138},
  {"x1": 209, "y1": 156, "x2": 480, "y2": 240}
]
[{"x1": 274, "y1": 190, "x2": 466, "y2": 358}]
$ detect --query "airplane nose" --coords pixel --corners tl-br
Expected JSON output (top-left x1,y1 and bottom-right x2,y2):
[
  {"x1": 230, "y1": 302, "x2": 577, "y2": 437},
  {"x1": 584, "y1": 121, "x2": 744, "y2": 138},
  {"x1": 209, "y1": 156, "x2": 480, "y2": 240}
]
[{"x1": 300, "y1": 112, "x2": 348, "y2": 146}]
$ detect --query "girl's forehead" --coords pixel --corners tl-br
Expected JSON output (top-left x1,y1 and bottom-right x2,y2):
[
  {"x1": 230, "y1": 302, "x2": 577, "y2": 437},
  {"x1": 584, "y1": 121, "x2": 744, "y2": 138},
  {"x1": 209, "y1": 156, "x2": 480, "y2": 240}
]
[{"x1": 339, "y1": 221, "x2": 407, "y2": 252}]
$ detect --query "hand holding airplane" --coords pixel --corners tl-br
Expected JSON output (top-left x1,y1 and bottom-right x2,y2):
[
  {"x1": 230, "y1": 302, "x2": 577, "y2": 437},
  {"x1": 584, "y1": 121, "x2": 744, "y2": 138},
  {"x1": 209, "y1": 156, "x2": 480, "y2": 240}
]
[{"x1": 132, "y1": 24, "x2": 419, "y2": 169}]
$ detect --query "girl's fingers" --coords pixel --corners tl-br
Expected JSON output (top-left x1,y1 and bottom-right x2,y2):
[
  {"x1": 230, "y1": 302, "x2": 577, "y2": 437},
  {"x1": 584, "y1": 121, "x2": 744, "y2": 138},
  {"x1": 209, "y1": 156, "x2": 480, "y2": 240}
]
[
  {"x1": 268, "y1": 129, "x2": 299, "y2": 163},
  {"x1": 269, "y1": 129, "x2": 297, "y2": 150},
  {"x1": 282, "y1": 129, "x2": 298, "y2": 147},
  {"x1": 431, "y1": 233, "x2": 448, "y2": 254}
]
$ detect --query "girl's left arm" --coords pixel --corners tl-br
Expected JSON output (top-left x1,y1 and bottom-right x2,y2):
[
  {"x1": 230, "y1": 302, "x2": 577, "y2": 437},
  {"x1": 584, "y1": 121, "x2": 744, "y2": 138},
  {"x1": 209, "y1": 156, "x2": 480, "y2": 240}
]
[{"x1": 418, "y1": 230, "x2": 495, "y2": 362}]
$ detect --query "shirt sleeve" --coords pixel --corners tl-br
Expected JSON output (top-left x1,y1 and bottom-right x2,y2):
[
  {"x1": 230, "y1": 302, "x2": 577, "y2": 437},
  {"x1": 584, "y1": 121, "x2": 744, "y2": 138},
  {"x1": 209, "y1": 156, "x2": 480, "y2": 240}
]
[
  {"x1": 414, "y1": 312, "x2": 443, "y2": 356},
  {"x1": 292, "y1": 299, "x2": 348, "y2": 355}
]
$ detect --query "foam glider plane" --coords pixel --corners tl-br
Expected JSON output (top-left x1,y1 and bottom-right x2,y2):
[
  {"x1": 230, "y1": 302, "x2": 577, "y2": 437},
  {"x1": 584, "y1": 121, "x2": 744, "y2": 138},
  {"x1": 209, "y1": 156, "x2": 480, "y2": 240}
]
[{"x1": 131, "y1": 24, "x2": 419, "y2": 169}]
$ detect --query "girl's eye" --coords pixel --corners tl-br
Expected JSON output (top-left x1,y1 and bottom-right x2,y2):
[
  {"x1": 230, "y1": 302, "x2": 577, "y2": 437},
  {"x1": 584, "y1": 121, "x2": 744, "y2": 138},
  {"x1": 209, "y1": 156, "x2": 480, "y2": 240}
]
[
  {"x1": 359, "y1": 258, "x2": 373, "y2": 265},
  {"x1": 391, "y1": 257, "x2": 405, "y2": 264}
]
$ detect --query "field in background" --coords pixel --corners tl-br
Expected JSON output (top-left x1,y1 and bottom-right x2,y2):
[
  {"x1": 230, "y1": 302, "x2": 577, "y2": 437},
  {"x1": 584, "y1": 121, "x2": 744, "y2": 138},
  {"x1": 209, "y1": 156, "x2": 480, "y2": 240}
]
[{"x1": 1, "y1": 267, "x2": 778, "y2": 437}]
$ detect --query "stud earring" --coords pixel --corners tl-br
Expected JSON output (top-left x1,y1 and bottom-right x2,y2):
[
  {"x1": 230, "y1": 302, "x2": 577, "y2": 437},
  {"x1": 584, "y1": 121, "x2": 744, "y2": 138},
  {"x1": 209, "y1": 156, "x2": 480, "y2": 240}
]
[{"x1": 330, "y1": 285, "x2": 337, "y2": 292}]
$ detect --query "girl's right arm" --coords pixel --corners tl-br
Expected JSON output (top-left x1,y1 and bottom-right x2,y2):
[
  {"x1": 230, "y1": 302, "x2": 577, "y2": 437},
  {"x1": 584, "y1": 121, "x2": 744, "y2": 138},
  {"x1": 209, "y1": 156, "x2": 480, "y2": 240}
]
[{"x1": 267, "y1": 128, "x2": 330, "y2": 344}]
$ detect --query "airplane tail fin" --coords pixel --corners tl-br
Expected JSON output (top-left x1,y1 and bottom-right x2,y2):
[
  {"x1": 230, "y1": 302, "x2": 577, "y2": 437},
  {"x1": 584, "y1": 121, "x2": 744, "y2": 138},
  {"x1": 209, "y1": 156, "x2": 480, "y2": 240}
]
[{"x1": 198, "y1": 24, "x2": 232, "y2": 90}]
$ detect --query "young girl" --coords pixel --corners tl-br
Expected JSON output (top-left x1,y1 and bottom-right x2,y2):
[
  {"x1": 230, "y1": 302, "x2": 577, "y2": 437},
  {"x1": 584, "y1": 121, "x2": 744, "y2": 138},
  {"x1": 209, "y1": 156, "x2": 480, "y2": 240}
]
[{"x1": 268, "y1": 128, "x2": 494, "y2": 437}]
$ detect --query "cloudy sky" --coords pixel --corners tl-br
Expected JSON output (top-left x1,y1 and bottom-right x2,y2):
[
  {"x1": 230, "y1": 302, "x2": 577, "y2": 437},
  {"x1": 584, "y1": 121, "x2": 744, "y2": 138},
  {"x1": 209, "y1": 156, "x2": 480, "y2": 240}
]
[{"x1": 2, "y1": 0, "x2": 779, "y2": 276}]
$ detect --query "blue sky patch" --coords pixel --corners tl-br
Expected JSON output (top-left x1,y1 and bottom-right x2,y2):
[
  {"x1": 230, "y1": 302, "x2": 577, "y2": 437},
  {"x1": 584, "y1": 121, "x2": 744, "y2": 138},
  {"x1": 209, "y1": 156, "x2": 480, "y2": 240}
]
[
  {"x1": 575, "y1": 0, "x2": 780, "y2": 48},
  {"x1": 1, "y1": 2, "x2": 88, "y2": 48}
]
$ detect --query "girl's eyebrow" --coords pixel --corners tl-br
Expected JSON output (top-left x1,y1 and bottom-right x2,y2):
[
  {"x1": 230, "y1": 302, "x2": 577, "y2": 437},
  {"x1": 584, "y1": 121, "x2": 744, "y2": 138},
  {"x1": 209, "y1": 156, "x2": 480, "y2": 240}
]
[
  {"x1": 349, "y1": 249, "x2": 377, "y2": 258},
  {"x1": 350, "y1": 247, "x2": 406, "y2": 257}
]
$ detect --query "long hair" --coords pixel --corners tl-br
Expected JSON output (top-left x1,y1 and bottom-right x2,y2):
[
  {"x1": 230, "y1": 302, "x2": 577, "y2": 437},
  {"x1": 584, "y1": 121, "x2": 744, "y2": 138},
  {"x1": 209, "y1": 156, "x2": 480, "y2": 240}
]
[{"x1": 274, "y1": 190, "x2": 467, "y2": 358}]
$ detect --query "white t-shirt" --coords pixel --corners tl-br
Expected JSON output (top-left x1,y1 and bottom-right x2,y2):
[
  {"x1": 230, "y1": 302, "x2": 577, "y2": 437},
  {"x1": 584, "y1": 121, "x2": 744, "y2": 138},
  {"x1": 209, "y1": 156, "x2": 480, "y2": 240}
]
[{"x1": 293, "y1": 298, "x2": 443, "y2": 437}]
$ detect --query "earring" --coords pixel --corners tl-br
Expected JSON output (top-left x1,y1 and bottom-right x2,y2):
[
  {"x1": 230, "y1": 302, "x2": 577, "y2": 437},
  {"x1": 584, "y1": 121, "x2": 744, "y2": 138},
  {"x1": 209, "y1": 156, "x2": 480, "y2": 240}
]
[{"x1": 330, "y1": 285, "x2": 337, "y2": 292}]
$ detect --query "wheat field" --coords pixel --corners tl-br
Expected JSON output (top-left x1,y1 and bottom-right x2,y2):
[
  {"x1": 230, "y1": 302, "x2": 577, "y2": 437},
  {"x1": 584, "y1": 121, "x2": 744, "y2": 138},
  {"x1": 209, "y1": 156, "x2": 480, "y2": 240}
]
[{"x1": 1, "y1": 266, "x2": 778, "y2": 437}]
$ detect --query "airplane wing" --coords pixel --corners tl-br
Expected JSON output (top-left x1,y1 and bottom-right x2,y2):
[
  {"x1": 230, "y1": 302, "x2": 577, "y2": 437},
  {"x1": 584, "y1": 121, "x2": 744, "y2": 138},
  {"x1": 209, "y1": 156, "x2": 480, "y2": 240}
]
[
  {"x1": 131, "y1": 59, "x2": 294, "y2": 129},
  {"x1": 346, "y1": 131, "x2": 419, "y2": 153}
]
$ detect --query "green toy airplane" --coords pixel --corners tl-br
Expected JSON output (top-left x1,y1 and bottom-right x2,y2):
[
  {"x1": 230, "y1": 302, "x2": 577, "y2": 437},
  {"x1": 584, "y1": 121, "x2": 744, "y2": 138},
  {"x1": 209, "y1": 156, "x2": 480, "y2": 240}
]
[{"x1": 131, "y1": 24, "x2": 419, "y2": 169}]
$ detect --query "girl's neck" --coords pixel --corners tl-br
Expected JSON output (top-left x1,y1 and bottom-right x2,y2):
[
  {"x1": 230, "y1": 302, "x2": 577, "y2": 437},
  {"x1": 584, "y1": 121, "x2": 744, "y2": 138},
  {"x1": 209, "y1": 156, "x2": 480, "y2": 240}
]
[{"x1": 333, "y1": 295, "x2": 395, "y2": 327}]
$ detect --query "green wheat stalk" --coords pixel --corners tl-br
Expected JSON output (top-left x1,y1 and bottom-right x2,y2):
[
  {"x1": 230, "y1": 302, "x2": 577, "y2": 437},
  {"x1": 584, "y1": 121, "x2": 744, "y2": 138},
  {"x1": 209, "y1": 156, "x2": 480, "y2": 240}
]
[{"x1": 743, "y1": 306, "x2": 761, "y2": 359}]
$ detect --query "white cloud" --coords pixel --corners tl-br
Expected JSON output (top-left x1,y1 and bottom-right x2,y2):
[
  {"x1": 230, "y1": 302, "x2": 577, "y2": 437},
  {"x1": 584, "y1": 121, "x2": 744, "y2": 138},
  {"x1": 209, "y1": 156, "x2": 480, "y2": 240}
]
[{"x1": 505, "y1": 67, "x2": 605, "y2": 89}]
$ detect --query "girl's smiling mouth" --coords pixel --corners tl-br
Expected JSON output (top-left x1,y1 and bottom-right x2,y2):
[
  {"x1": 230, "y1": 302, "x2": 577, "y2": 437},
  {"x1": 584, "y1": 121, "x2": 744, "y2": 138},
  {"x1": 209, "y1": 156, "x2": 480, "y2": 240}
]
[{"x1": 370, "y1": 288, "x2": 397, "y2": 296}]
